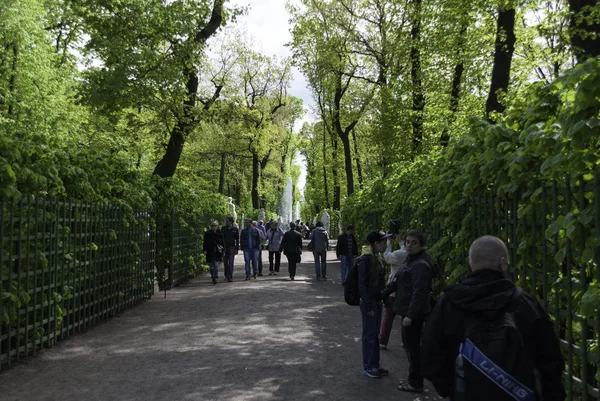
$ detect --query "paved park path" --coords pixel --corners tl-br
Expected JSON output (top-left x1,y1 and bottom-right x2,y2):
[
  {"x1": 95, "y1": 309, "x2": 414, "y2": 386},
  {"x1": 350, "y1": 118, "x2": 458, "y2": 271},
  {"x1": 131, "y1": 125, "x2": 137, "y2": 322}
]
[{"x1": 0, "y1": 251, "x2": 438, "y2": 401}]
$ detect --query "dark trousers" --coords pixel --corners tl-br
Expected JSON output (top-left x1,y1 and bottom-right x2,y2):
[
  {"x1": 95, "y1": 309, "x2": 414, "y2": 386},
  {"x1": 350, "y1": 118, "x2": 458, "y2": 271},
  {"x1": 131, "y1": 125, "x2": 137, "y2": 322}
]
[
  {"x1": 313, "y1": 250, "x2": 327, "y2": 278},
  {"x1": 402, "y1": 318, "x2": 424, "y2": 388},
  {"x1": 378, "y1": 296, "x2": 397, "y2": 346},
  {"x1": 223, "y1": 248, "x2": 236, "y2": 280},
  {"x1": 258, "y1": 250, "x2": 263, "y2": 274},
  {"x1": 269, "y1": 251, "x2": 281, "y2": 272},
  {"x1": 360, "y1": 301, "x2": 383, "y2": 370},
  {"x1": 286, "y1": 253, "x2": 299, "y2": 278}
]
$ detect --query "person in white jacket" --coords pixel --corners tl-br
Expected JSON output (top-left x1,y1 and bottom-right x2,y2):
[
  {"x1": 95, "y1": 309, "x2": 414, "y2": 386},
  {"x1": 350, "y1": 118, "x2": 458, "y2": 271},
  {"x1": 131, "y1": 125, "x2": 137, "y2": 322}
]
[{"x1": 378, "y1": 236, "x2": 407, "y2": 350}]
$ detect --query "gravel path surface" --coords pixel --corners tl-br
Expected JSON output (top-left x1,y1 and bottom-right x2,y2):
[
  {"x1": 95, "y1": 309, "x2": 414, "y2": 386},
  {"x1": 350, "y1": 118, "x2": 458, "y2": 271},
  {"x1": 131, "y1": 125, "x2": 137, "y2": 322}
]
[{"x1": 0, "y1": 251, "x2": 439, "y2": 401}]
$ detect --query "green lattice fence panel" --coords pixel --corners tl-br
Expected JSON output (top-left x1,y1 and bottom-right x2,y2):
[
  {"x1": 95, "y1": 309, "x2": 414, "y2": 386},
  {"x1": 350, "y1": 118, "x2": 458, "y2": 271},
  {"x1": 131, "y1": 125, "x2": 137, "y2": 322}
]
[{"x1": 0, "y1": 198, "x2": 155, "y2": 370}]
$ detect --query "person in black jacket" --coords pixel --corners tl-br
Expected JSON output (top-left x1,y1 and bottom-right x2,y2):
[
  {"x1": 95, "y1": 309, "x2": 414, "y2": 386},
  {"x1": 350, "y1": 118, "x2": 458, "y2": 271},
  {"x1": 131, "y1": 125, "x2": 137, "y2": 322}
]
[
  {"x1": 382, "y1": 229, "x2": 434, "y2": 392},
  {"x1": 221, "y1": 217, "x2": 239, "y2": 282},
  {"x1": 358, "y1": 230, "x2": 391, "y2": 379},
  {"x1": 421, "y1": 235, "x2": 565, "y2": 401},
  {"x1": 279, "y1": 222, "x2": 303, "y2": 280},
  {"x1": 337, "y1": 224, "x2": 359, "y2": 285},
  {"x1": 203, "y1": 221, "x2": 225, "y2": 285}
]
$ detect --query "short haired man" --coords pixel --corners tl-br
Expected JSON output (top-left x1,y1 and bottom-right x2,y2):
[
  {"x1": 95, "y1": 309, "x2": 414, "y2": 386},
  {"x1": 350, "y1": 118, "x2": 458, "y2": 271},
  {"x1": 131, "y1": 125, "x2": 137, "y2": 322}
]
[
  {"x1": 240, "y1": 219, "x2": 261, "y2": 280},
  {"x1": 252, "y1": 220, "x2": 267, "y2": 276},
  {"x1": 279, "y1": 222, "x2": 303, "y2": 280},
  {"x1": 336, "y1": 224, "x2": 359, "y2": 285},
  {"x1": 221, "y1": 217, "x2": 239, "y2": 282},
  {"x1": 421, "y1": 236, "x2": 565, "y2": 401},
  {"x1": 267, "y1": 221, "x2": 285, "y2": 275}
]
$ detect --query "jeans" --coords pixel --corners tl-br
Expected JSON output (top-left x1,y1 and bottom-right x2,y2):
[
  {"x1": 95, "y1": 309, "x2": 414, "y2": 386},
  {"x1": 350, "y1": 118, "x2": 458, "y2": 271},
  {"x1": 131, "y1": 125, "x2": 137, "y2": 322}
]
[
  {"x1": 340, "y1": 255, "x2": 354, "y2": 282},
  {"x1": 209, "y1": 260, "x2": 220, "y2": 279},
  {"x1": 378, "y1": 296, "x2": 397, "y2": 346},
  {"x1": 268, "y1": 251, "x2": 281, "y2": 272},
  {"x1": 313, "y1": 250, "x2": 327, "y2": 278},
  {"x1": 286, "y1": 253, "x2": 299, "y2": 278},
  {"x1": 360, "y1": 301, "x2": 383, "y2": 370},
  {"x1": 223, "y1": 248, "x2": 236, "y2": 280},
  {"x1": 243, "y1": 249, "x2": 258, "y2": 278},
  {"x1": 402, "y1": 318, "x2": 425, "y2": 388}
]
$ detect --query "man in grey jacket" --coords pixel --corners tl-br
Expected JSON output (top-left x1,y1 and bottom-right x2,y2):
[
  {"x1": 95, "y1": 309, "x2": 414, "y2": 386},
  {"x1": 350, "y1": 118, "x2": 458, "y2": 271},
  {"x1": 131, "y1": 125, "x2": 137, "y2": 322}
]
[
  {"x1": 267, "y1": 221, "x2": 285, "y2": 275},
  {"x1": 309, "y1": 221, "x2": 330, "y2": 280}
]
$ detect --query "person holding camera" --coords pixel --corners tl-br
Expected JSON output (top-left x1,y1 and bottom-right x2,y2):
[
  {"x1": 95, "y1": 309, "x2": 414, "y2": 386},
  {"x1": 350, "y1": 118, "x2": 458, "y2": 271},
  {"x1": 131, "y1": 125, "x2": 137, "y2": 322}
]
[
  {"x1": 378, "y1": 234, "x2": 407, "y2": 350},
  {"x1": 337, "y1": 224, "x2": 359, "y2": 285}
]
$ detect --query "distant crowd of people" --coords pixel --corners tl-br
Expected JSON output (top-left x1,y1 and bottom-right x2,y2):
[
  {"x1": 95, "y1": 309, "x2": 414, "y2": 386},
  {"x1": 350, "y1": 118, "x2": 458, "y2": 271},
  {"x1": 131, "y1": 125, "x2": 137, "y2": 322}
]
[{"x1": 203, "y1": 218, "x2": 566, "y2": 401}]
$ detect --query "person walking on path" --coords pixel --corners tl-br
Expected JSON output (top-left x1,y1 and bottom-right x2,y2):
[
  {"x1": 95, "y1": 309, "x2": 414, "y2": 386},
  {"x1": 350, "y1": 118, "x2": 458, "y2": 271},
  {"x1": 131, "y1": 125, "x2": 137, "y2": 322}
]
[
  {"x1": 240, "y1": 219, "x2": 261, "y2": 280},
  {"x1": 381, "y1": 230, "x2": 436, "y2": 393},
  {"x1": 203, "y1": 221, "x2": 225, "y2": 285},
  {"x1": 309, "y1": 221, "x2": 330, "y2": 280},
  {"x1": 421, "y1": 235, "x2": 565, "y2": 401},
  {"x1": 252, "y1": 220, "x2": 267, "y2": 276},
  {"x1": 267, "y1": 221, "x2": 285, "y2": 275},
  {"x1": 279, "y1": 222, "x2": 303, "y2": 281},
  {"x1": 358, "y1": 230, "x2": 391, "y2": 379},
  {"x1": 378, "y1": 235, "x2": 407, "y2": 350},
  {"x1": 336, "y1": 224, "x2": 359, "y2": 285},
  {"x1": 221, "y1": 217, "x2": 239, "y2": 282}
]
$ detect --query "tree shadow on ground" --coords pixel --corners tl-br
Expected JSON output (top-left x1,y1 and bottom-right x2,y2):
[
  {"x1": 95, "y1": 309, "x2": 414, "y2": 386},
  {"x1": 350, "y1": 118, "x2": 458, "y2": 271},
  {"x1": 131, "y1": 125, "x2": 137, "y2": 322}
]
[{"x1": 0, "y1": 252, "x2": 439, "y2": 401}]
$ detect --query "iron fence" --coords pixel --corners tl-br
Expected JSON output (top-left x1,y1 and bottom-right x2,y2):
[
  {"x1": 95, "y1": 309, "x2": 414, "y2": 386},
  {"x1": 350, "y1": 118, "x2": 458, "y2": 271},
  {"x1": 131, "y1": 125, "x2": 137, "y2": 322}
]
[
  {"x1": 390, "y1": 173, "x2": 600, "y2": 401},
  {"x1": 0, "y1": 197, "x2": 215, "y2": 370}
]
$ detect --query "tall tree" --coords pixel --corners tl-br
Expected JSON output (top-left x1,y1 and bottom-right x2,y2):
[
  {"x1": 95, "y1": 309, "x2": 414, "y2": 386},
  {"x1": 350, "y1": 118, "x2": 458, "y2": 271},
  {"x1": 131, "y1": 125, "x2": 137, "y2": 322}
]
[
  {"x1": 486, "y1": 4, "x2": 517, "y2": 119},
  {"x1": 568, "y1": 0, "x2": 600, "y2": 60}
]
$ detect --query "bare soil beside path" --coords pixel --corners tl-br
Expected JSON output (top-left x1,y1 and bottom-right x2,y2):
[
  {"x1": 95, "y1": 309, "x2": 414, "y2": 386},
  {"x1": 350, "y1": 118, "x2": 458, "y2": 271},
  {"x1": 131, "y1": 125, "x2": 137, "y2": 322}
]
[{"x1": 0, "y1": 251, "x2": 439, "y2": 401}]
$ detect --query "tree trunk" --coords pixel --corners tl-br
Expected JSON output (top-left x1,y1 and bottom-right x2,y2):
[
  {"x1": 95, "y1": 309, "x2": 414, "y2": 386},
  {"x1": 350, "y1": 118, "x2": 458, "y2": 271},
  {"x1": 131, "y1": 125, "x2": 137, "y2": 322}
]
[
  {"x1": 322, "y1": 124, "x2": 330, "y2": 208},
  {"x1": 441, "y1": 16, "x2": 469, "y2": 147},
  {"x1": 332, "y1": 73, "x2": 355, "y2": 196},
  {"x1": 152, "y1": 0, "x2": 224, "y2": 178},
  {"x1": 251, "y1": 153, "x2": 260, "y2": 209},
  {"x1": 568, "y1": 0, "x2": 600, "y2": 61},
  {"x1": 218, "y1": 152, "x2": 226, "y2": 194},
  {"x1": 411, "y1": 0, "x2": 424, "y2": 152},
  {"x1": 340, "y1": 134, "x2": 355, "y2": 196},
  {"x1": 351, "y1": 128, "x2": 363, "y2": 188},
  {"x1": 331, "y1": 134, "x2": 341, "y2": 210},
  {"x1": 485, "y1": 7, "x2": 516, "y2": 120}
]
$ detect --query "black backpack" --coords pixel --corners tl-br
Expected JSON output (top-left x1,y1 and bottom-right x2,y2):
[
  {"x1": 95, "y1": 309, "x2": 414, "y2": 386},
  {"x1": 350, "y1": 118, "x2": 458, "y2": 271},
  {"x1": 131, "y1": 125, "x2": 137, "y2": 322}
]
[
  {"x1": 455, "y1": 288, "x2": 539, "y2": 401},
  {"x1": 344, "y1": 255, "x2": 367, "y2": 306}
]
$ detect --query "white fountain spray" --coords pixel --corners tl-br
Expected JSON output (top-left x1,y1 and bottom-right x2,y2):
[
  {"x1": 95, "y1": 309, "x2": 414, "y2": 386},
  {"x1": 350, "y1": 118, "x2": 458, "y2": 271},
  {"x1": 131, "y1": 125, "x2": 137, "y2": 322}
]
[{"x1": 278, "y1": 177, "x2": 294, "y2": 231}]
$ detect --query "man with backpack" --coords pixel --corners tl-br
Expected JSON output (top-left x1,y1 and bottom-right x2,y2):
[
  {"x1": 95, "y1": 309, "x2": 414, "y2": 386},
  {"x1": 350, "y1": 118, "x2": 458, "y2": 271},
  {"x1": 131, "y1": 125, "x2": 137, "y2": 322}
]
[{"x1": 421, "y1": 235, "x2": 565, "y2": 401}]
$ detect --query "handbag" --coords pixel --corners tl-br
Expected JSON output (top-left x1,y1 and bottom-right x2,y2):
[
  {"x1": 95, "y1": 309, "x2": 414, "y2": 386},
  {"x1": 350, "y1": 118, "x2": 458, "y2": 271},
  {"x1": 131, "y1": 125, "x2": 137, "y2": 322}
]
[{"x1": 307, "y1": 238, "x2": 314, "y2": 252}]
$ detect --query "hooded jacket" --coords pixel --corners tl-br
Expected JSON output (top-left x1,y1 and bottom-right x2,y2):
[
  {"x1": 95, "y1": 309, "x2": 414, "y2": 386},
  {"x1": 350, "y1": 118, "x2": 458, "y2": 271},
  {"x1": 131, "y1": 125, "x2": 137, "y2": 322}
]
[
  {"x1": 309, "y1": 226, "x2": 329, "y2": 252},
  {"x1": 266, "y1": 226, "x2": 285, "y2": 252},
  {"x1": 421, "y1": 269, "x2": 565, "y2": 401},
  {"x1": 382, "y1": 250, "x2": 436, "y2": 319}
]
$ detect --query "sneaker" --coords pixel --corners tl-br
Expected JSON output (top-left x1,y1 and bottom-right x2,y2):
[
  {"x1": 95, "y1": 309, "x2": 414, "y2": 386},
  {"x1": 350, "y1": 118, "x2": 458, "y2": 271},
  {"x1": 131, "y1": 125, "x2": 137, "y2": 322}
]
[
  {"x1": 342, "y1": 281, "x2": 346, "y2": 286},
  {"x1": 290, "y1": 277, "x2": 295, "y2": 281},
  {"x1": 379, "y1": 344, "x2": 387, "y2": 350},
  {"x1": 245, "y1": 277, "x2": 250, "y2": 281},
  {"x1": 253, "y1": 274, "x2": 257, "y2": 279},
  {"x1": 316, "y1": 276, "x2": 321, "y2": 280},
  {"x1": 258, "y1": 273, "x2": 264, "y2": 277},
  {"x1": 269, "y1": 272, "x2": 273, "y2": 276},
  {"x1": 377, "y1": 367, "x2": 389, "y2": 376},
  {"x1": 362, "y1": 368, "x2": 381, "y2": 378},
  {"x1": 274, "y1": 272, "x2": 278, "y2": 275},
  {"x1": 322, "y1": 275, "x2": 327, "y2": 280}
]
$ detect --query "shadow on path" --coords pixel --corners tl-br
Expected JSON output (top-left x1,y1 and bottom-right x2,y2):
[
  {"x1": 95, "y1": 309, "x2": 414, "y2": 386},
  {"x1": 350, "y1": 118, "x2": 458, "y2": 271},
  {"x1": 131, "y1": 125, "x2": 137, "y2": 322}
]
[{"x1": 0, "y1": 251, "x2": 439, "y2": 401}]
